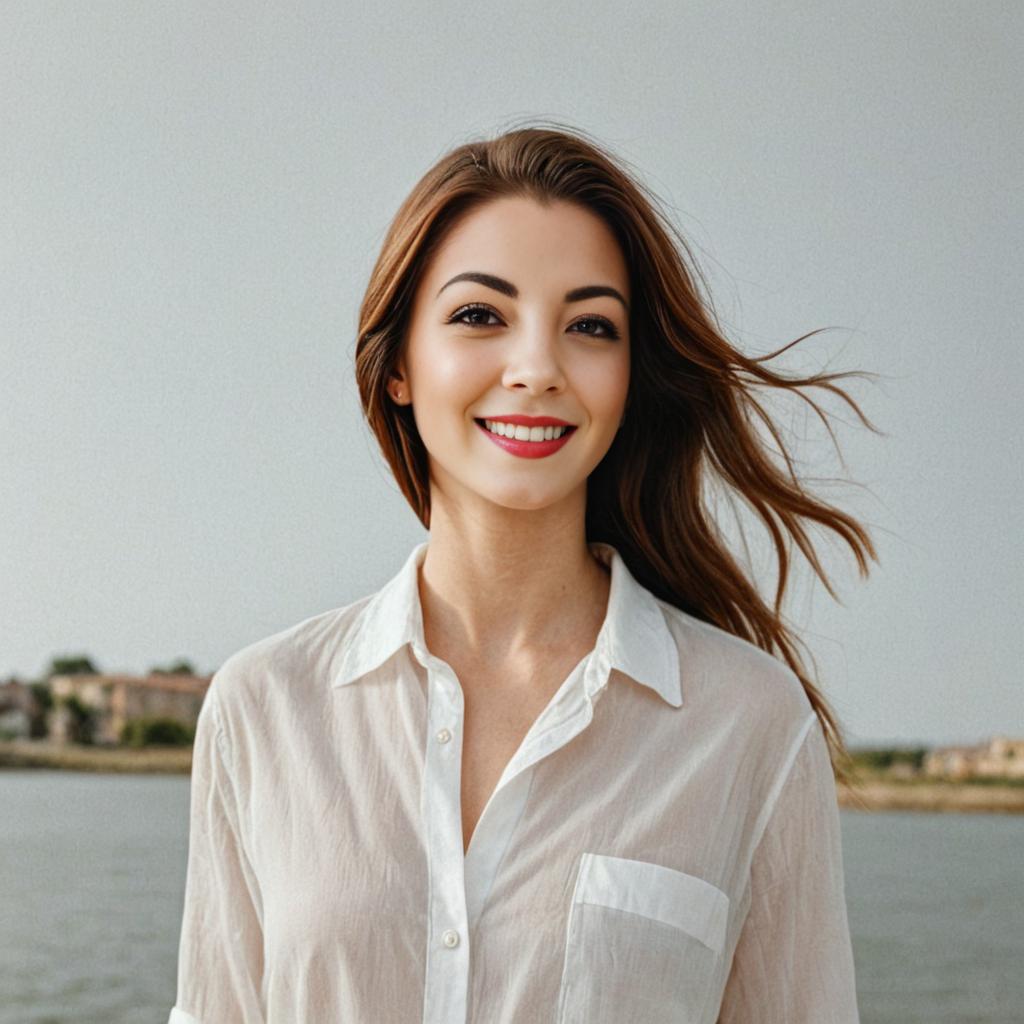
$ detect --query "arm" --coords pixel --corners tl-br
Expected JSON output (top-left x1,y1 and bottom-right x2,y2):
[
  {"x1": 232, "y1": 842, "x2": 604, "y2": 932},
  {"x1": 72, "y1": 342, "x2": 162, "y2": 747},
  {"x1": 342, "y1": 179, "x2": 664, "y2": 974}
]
[
  {"x1": 718, "y1": 714, "x2": 860, "y2": 1023},
  {"x1": 168, "y1": 686, "x2": 265, "y2": 1024}
]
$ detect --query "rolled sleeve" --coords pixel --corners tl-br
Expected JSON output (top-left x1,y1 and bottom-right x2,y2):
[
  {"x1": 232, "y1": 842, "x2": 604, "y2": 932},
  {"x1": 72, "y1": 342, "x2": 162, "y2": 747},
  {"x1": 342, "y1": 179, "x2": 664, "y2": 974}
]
[
  {"x1": 718, "y1": 714, "x2": 860, "y2": 1023},
  {"x1": 168, "y1": 685, "x2": 265, "y2": 1024}
]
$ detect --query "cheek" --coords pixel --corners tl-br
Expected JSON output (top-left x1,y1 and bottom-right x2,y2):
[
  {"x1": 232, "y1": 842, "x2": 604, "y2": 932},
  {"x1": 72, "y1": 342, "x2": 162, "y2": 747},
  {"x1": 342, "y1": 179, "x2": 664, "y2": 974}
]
[
  {"x1": 413, "y1": 341, "x2": 490, "y2": 405},
  {"x1": 575, "y1": 354, "x2": 630, "y2": 423}
]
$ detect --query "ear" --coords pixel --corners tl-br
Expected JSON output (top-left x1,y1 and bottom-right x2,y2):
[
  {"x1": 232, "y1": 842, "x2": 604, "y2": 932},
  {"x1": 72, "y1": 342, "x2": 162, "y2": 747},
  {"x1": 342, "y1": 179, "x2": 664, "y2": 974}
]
[{"x1": 388, "y1": 364, "x2": 410, "y2": 405}]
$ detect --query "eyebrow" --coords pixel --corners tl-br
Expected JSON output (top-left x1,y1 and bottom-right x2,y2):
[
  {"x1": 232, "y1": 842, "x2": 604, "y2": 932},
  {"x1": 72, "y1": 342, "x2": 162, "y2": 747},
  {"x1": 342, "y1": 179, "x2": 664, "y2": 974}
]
[{"x1": 436, "y1": 271, "x2": 630, "y2": 315}]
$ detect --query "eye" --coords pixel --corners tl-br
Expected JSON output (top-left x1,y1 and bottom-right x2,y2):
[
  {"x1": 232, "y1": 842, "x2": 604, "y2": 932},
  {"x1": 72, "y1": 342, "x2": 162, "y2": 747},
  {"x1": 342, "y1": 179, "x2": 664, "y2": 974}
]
[
  {"x1": 447, "y1": 303, "x2": 502, "y2": 328},
  {"x1": 571, "y1": 316, "x2": 621, "y2": 341},
  {"x1": 446, "y1": 303, "x2": 621, "y2": 340}
]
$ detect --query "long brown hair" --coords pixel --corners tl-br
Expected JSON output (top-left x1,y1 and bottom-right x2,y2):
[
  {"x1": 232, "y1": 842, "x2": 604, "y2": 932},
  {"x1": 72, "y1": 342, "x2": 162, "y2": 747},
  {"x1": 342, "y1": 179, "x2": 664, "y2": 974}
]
[{"x1": 354, "y1": 119, "x2": 880, "y2": 790}]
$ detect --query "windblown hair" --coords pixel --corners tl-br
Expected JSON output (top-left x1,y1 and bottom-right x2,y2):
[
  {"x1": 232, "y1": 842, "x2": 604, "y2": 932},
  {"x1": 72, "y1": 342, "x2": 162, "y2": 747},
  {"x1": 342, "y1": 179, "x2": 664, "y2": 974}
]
[{"x1": 354, "y1": 118, "x2": 880, "y2": 790}]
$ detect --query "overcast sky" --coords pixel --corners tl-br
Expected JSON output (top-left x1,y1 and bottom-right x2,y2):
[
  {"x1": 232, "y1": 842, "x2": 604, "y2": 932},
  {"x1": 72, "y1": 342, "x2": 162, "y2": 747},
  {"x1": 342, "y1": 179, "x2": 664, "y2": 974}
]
[{"x1": 2, "y1": 2, "x2": 1020, "y2": 747}]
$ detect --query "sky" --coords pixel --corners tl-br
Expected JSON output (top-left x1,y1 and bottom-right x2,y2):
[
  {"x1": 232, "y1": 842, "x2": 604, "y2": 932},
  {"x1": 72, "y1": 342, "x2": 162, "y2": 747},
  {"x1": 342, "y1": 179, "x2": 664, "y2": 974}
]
[{"x1": 1, "y1": 2, "x2": 1020, "y2": 748}]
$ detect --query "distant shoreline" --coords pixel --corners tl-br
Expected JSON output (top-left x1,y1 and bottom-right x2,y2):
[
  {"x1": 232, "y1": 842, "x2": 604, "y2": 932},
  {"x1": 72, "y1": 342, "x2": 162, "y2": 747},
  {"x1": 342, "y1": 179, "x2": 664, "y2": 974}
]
[
  {"x1": 0, "y1": 739, "x2": 191, "y2": 774},
  {"x1": 3, "y1": 740, "x2": 1023, "y2": 813},
  {"x1": 837, "y1": 777, "x2": 1024, "y2": 814}
]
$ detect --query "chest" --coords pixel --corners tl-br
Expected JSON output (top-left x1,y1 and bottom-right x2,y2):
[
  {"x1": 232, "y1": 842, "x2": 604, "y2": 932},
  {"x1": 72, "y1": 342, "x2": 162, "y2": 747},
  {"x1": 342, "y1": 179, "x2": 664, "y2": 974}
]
[
  {"x1": 457, "y1": 660, "x2": 582, "y2": 856},
  {"x1": 247, "y1": 678, "x2": 739, "y2": 1024}
]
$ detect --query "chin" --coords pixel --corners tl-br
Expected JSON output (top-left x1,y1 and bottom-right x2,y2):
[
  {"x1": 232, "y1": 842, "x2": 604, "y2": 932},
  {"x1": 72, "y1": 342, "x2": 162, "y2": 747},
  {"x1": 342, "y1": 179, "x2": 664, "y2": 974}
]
[{"x1": 479, "y1": 480, "x2": 582, "y2": 512}]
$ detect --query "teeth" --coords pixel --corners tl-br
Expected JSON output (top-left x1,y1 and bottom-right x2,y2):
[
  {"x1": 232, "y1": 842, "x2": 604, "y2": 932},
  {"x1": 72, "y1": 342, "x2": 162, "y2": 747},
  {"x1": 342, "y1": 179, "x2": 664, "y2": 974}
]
[{"x1": 483, "y1": 420, "x2": 570, "y2": 441}]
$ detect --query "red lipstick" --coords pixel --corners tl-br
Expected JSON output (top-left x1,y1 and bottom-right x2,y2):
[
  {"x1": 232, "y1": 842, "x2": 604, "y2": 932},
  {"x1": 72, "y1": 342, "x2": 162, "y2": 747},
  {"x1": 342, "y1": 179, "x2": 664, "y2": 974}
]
[{"x1": 474, "y1": 417, "x2": 577, "y2": 459}]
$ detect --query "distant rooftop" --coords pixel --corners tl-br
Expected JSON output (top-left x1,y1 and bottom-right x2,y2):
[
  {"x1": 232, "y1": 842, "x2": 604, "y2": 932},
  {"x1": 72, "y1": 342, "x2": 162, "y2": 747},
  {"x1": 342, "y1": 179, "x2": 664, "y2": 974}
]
[{"x1": 50, "y1": 672, "x2": 213, "y2": 694}]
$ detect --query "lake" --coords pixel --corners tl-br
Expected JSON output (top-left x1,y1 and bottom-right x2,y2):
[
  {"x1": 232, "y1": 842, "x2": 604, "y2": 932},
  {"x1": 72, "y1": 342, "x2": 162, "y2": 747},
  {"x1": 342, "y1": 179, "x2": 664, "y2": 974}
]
[{"x1": 2, "y1": 771, "x2": 1022, "y2": 1023}]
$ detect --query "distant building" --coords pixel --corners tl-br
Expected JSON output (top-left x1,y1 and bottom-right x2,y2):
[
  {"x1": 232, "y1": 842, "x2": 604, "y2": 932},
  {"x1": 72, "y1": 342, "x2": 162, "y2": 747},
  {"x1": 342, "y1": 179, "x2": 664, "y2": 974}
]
[
  {"x1": 48, "y1": 673, "x2": 211, "y2": 745},
  {"x1": 924, "y1": 735, "x2": 1024, "y2": 781},
  {"x1": 0, "y1": 678, "x2": 36, "y2": 739}
]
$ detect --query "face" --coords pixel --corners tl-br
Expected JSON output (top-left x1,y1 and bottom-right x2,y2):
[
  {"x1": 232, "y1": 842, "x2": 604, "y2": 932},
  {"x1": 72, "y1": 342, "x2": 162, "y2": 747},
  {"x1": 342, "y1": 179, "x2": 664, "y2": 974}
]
[{"x1": 392, "y1": 195, "x2": 631, "y2": 515}]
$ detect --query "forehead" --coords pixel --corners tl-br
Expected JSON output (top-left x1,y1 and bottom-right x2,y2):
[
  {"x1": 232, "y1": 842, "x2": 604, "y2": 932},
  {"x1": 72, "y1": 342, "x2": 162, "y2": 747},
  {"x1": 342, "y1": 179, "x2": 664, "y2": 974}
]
[{"x1": 423, "y1": 196, "x2": 630, "y2": 297}]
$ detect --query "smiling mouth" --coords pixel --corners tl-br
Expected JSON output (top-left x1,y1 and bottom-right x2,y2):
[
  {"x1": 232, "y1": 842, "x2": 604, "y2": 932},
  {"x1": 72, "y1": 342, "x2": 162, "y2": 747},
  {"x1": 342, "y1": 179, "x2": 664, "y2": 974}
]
[{"x1": 473, "y1": 418, "x2": 578, "y2": 440}]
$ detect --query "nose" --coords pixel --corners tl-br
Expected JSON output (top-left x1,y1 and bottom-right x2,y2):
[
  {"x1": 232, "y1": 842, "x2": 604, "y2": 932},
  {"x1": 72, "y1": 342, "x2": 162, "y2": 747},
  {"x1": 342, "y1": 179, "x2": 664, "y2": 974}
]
[{"x1": 499, "y1": 323, "x2": 567, "y2": 396}]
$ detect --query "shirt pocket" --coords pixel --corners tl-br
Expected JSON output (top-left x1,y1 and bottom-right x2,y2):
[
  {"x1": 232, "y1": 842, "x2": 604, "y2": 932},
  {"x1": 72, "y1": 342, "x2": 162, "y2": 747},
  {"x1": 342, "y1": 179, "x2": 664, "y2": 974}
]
[{"x1": 555, "y1": 852, "x2": 730, "y2": 1024}]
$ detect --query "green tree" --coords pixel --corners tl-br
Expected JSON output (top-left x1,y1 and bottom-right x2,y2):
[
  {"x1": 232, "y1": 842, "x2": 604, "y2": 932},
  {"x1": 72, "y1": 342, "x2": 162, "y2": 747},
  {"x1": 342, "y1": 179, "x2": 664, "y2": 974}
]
[
  {"x1": 852, "y1": 746, "x2": 929, "y2": 773},
  {"x1": 27, "y1": 681, "x2": 53, "y2": 738},
  {"x1": 149, "y1": 659, "x2": 197, "y2": 676},
  {"x1": 60, "y1": 693, "x2": 97, "y2": 745},
  {"x1": 47, "y1": 655, "x2": 99, "y2": 677},
  {"x1": 121, "y1": 716, "x2": 194, "y2": 747}
]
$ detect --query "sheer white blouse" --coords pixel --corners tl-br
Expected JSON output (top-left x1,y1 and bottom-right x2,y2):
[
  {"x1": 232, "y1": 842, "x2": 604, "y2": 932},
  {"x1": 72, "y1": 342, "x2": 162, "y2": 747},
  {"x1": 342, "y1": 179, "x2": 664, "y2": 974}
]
[{"x1": 168, "y1": 539, "x2": 860, "y2": 1023}]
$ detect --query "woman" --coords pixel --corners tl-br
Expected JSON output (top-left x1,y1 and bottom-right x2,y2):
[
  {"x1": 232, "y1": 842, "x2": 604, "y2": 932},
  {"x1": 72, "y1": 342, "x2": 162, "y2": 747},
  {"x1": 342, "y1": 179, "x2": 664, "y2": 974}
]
[{"x1": 169, "y1": 122, "x2": 876, "y2": 1023}]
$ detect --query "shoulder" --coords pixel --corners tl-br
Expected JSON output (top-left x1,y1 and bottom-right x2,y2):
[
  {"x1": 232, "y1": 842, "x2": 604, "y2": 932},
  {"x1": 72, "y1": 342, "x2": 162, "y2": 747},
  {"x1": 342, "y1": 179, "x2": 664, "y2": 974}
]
[
  {"x1": 656, "y1": 601, "x2": 829, "y2": 842},
  {"x1": 655, "y1": 598, "x2": 814, "y2": 741},
  {"x1": 204, "y1": 594, "x2": 375, "y2": 728}
]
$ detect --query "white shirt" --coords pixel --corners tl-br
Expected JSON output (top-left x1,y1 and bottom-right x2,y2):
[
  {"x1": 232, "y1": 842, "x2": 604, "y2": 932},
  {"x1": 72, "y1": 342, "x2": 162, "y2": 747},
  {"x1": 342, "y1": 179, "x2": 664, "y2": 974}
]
[{"x1": 169, "y1": 539, "x2": 860, "y2": 1023}]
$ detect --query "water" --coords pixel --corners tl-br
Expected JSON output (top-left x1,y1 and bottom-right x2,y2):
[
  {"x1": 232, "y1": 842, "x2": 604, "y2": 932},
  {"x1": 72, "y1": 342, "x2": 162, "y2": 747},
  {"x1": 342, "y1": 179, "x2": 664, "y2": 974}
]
[
  {"x1": 1, "y1": 772, "x2": 188, "y2": 1024},
  {"x1": 2, "y1": 772, "x2": 1022, "y2": 1024},
  {"x1": 842, "y1": 809, "x2": 1024, "y2": 1023}
]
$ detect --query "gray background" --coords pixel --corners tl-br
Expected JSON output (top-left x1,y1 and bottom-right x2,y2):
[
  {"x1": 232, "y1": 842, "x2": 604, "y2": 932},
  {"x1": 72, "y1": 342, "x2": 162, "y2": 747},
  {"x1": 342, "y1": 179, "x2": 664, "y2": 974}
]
[{"x1": 2, "y1": 1, "x2": 1020, "y2": 747}]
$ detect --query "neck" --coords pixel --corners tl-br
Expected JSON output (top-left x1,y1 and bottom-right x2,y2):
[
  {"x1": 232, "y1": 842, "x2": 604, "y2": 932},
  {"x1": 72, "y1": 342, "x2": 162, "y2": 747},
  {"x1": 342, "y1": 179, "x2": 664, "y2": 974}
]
[{"x1": 417, "y1": 498, "x2": 610, "y2": 671}]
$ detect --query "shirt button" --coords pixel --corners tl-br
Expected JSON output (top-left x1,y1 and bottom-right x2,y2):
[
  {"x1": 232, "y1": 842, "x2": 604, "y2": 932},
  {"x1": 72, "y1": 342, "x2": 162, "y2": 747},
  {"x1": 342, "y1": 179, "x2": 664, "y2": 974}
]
[
  {"x1": 436, "y1": 727, "x2": 452, "y2": 744},
  {"x1": 442, "y1": 929, "x2": 460, "y2": 948}
]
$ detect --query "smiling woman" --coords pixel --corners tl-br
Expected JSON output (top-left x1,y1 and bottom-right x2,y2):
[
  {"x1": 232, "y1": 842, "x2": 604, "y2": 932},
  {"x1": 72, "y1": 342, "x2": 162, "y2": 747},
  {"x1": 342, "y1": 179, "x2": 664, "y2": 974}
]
[
  {"x1": 388, "y1": 194, "x2": 633, "y2": 521},
  {"x1": 168, "y1": 119, "x2": 878, "y2": 1024}
]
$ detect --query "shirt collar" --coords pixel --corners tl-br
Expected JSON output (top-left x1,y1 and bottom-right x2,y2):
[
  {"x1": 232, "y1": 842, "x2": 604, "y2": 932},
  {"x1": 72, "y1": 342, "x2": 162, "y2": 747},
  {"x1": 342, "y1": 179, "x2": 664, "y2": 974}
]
[{"x1": 332, "y1": 539, "x2": 682, "y2": 707}]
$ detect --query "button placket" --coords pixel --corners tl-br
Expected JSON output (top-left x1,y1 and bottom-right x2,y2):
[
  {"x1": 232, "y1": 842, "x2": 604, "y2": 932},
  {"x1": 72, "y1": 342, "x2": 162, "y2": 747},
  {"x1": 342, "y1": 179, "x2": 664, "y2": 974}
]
[{"x1": 419, "y1": 654, "x2": 471, "y2": 1024}]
